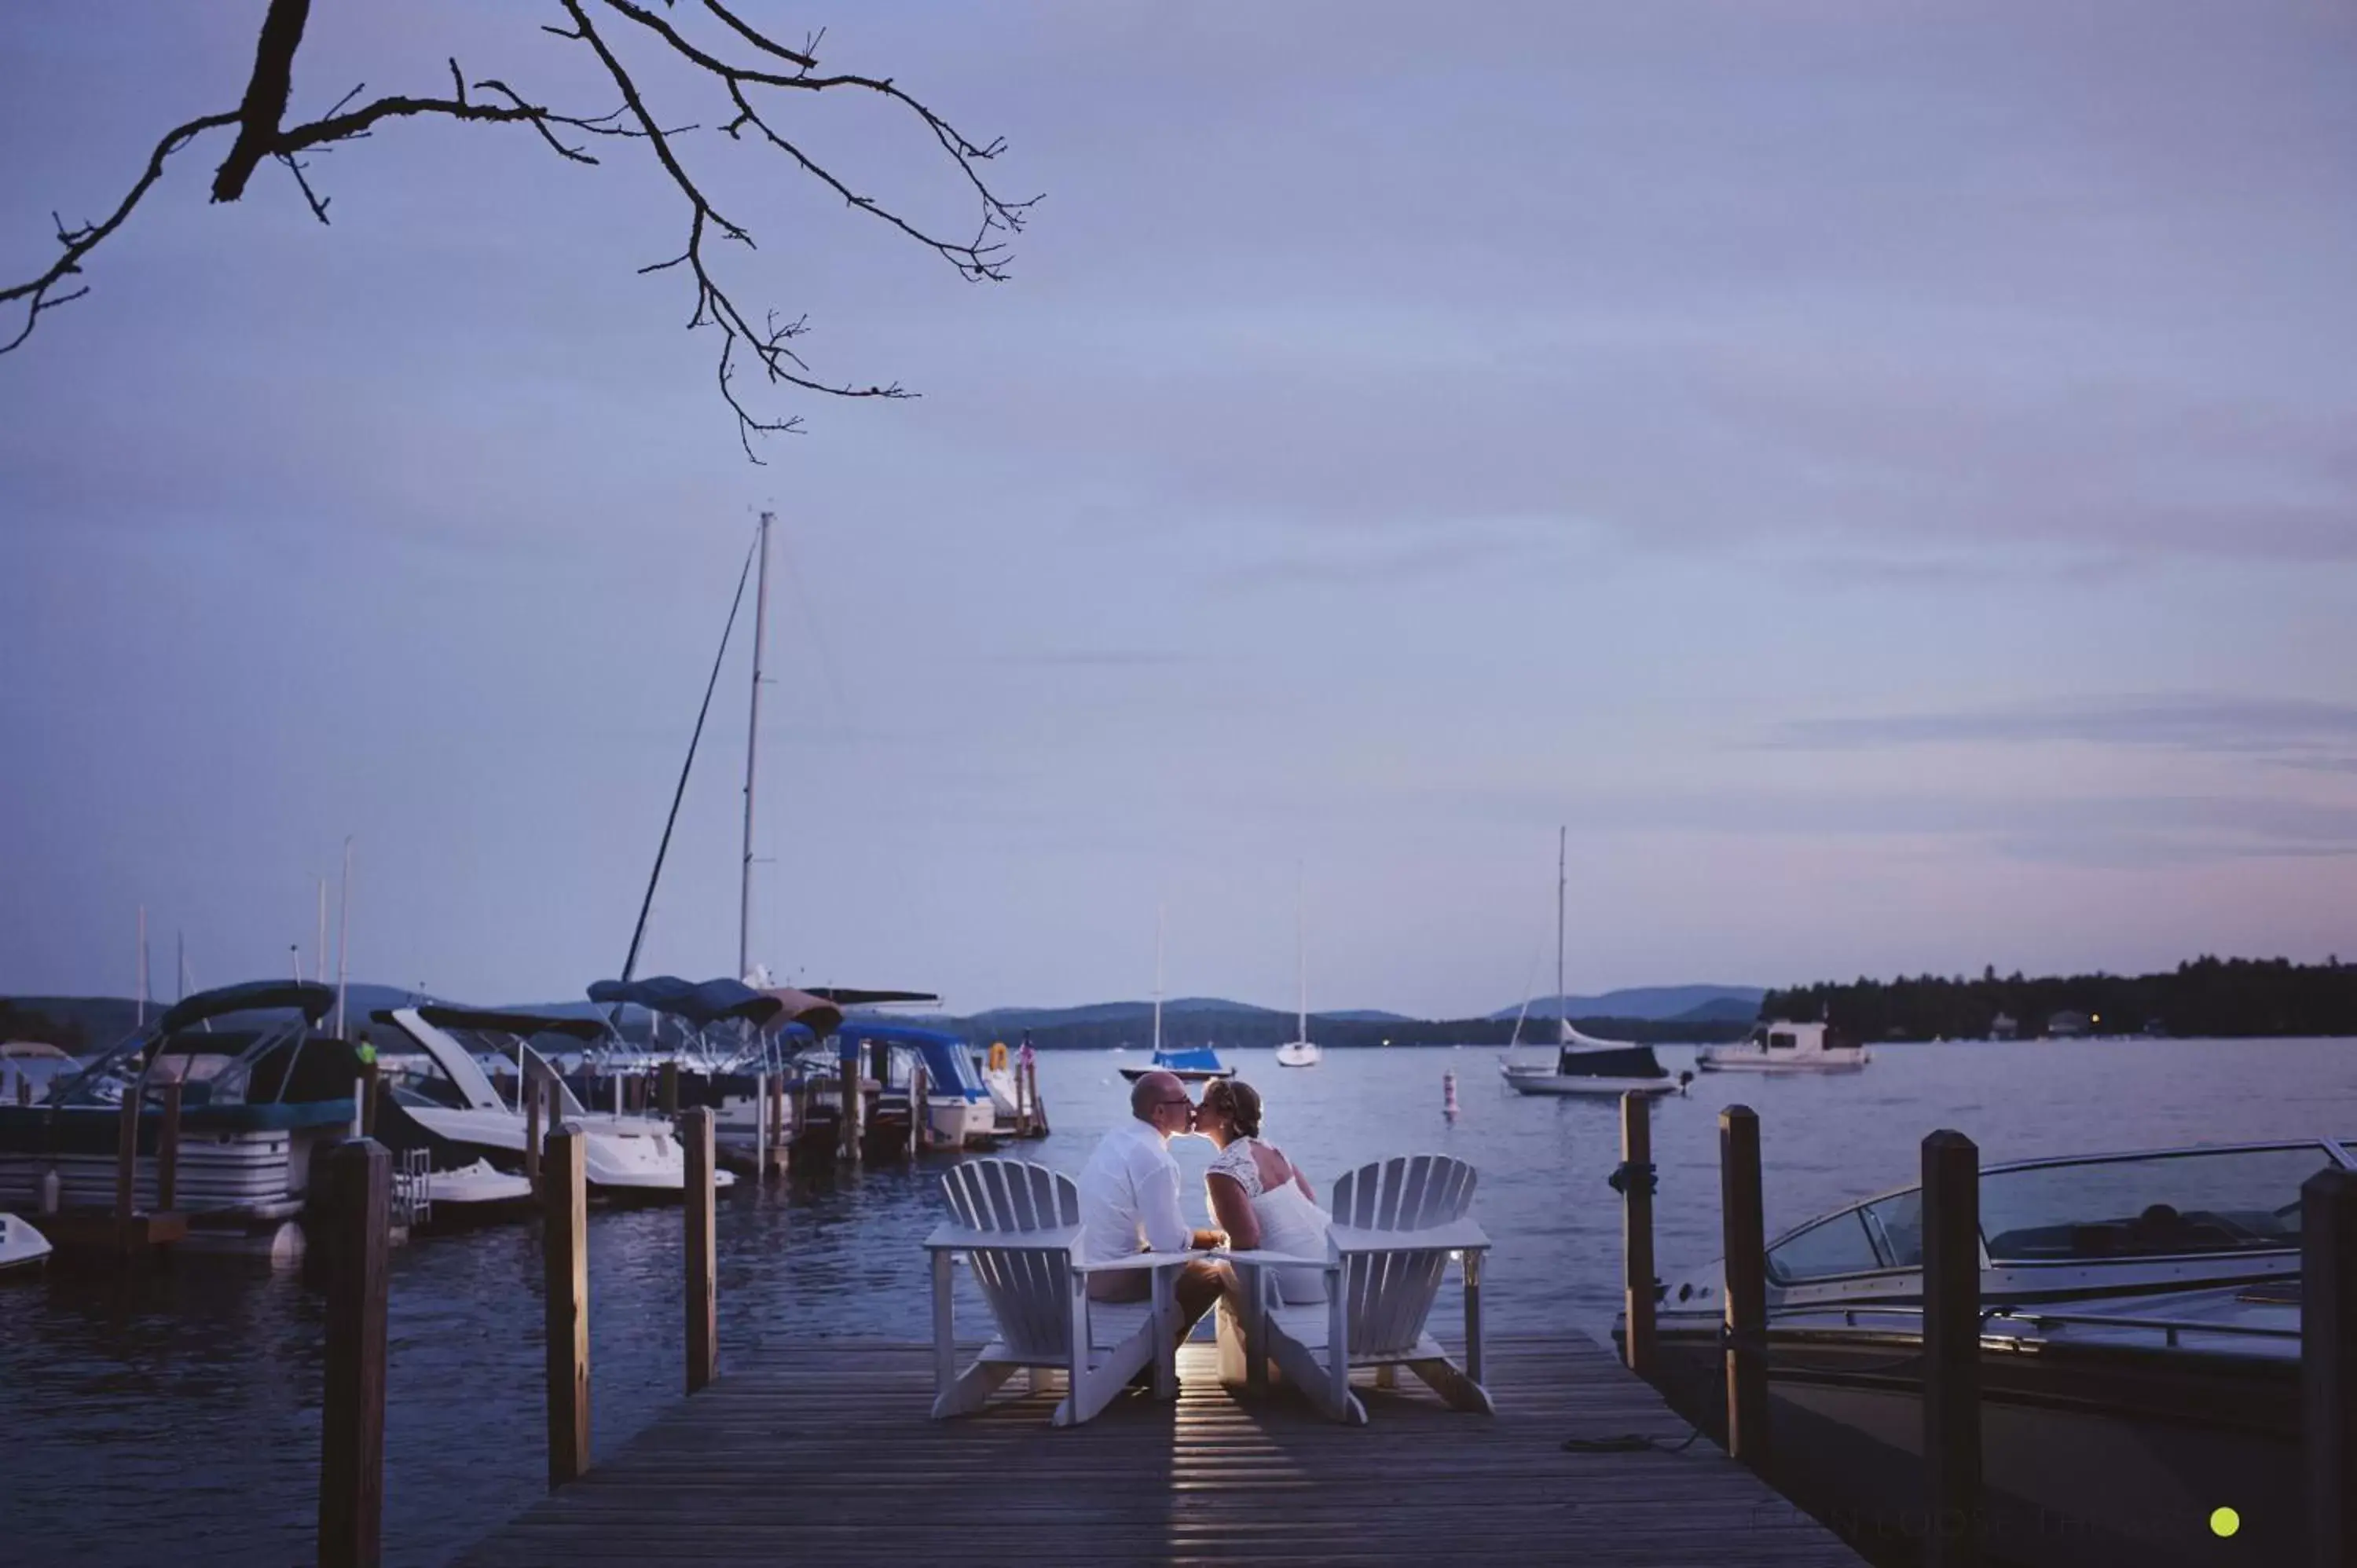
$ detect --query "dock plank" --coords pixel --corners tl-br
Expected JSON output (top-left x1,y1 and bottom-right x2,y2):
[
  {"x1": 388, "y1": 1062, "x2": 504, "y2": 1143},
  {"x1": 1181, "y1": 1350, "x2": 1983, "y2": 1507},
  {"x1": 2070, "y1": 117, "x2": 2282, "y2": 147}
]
[{"x1": 453, "y1": 1334, "x2": 1863, "y2": 1566}]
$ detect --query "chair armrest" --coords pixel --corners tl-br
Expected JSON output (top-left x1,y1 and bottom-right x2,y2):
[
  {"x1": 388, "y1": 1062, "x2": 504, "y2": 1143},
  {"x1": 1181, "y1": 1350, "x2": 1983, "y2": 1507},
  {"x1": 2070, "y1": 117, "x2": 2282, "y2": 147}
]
[
  {"x1": 1329, "y1": 1219, "x2": 1491, "y2": 1256},
  {"x1": 923, "y1": 1222, "x2": 1083, "y2": 1255},
  {"x1": 1222, "y1": 1247, "x2": 1328, "y2": 1269},
  {"x1": 1072, "y1": 1248, "x2": 1207, "y2": 1276}
]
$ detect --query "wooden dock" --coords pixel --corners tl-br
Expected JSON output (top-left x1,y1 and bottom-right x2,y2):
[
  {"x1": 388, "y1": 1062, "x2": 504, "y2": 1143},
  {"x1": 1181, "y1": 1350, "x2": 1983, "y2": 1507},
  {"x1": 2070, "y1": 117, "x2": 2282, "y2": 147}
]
[{"x1": 454, "y1": 1332, "x2": 1868, "y2": 1566}]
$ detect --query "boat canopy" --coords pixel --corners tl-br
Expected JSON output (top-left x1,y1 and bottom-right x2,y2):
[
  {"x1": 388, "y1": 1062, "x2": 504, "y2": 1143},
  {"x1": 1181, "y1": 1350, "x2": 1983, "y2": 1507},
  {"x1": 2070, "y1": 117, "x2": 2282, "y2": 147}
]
[
  {"x1": 158, "y1": 980, "x2": 333, "y2": 1035},
  {"x1": 1555, "y1": 1042, "x2": 1667, "y2": 1079},
  {"x1": 1153, "y1": 1045, "x2": 1224, "y2": 1073},
  {"x1": 834, "y1": 1020, "x2": 986, "y2": 1099},
  {"x1": 409, "y1": 1004, "x2": 607, "y2": 1042},
  {"x1": 588, "y1": 976, "x2": 784, "y2": 1028}
]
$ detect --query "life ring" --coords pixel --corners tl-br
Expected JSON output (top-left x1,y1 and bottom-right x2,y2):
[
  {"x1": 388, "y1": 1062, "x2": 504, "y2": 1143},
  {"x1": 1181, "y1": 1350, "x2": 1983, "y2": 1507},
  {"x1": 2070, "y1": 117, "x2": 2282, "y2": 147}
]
[{"x1": 988, "y1": 1042, "x2": 1009, "y2": 1072}]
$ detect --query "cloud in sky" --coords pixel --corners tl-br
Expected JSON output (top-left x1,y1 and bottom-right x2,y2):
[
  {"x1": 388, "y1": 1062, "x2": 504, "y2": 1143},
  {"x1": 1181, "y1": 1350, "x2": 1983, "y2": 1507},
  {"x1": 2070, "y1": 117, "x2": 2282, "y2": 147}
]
[{"x1": 2, "y1": 2, "x2": 2355, "y2": 1013}]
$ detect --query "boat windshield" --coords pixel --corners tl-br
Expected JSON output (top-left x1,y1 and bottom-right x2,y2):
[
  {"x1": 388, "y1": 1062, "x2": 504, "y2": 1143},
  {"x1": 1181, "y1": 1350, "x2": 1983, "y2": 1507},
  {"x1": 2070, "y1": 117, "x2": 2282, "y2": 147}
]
[
  {"x1": 1981, "y1": 1145, "x2": 2331, "y2": 1262},
  {"x1": 377, "y1": 1049, "x2": 471, "y2": 1112}
]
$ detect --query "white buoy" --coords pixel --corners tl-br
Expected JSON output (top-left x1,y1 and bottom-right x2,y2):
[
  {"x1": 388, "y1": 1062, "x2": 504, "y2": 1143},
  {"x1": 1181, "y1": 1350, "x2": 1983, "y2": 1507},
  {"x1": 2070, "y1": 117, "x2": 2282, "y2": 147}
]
[{"x1": 1442, "y1": 1071, "x2": 1459, "y2": 1118}]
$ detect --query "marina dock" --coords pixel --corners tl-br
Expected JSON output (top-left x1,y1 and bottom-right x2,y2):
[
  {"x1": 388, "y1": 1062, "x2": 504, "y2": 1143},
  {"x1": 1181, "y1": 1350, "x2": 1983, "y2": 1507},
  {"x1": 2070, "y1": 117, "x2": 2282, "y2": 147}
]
[{"x1": 454, "y1": 1334, "x2": 1868, "y2": 1566}]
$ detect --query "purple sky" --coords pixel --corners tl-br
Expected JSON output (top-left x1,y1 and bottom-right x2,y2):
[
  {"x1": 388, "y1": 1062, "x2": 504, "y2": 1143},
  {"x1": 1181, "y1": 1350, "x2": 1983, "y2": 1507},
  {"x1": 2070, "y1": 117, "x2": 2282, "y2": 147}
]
[{"x1": 4, "y1": 2, "x2": 2355, "y2": 1016}]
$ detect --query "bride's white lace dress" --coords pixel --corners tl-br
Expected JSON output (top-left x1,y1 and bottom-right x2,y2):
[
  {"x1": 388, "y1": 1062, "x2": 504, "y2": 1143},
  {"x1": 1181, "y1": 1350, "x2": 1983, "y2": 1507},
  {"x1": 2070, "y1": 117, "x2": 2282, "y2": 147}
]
[{"x1": 1208, "y1": 1136, "x2": 1332, "y2": 1303}]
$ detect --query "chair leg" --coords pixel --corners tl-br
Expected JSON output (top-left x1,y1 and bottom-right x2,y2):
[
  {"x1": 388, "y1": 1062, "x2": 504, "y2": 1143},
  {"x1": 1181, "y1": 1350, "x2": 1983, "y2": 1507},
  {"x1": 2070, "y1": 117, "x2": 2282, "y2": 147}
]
[
  {"x1": 931, "y1": 1360, "x2": 1017, "y2": 1420},
  {"x1": 1404, "y1": 1356, "x2": 1494, "y2": 1415}
]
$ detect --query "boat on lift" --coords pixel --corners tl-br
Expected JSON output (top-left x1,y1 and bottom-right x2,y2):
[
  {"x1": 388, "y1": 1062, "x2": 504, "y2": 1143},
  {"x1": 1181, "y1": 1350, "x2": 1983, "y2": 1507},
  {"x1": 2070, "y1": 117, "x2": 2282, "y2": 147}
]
[
  {"x1": 1695, "y1": 1019, "x2": 1869, "y2": 1074},
  {"x1": 1498, "y1": 830, "x2": 1685, "y2": 1098},
  {"x1": 1631, "y1": 1136, "x2": 2349, "y2": 1568}
]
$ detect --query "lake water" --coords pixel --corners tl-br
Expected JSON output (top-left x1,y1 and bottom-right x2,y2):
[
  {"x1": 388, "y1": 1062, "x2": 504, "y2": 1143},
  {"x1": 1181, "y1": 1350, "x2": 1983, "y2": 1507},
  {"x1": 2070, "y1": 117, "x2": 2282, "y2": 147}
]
[{"x1": 5, "y1": 1039, "x2": 2355, "y2": 1566}]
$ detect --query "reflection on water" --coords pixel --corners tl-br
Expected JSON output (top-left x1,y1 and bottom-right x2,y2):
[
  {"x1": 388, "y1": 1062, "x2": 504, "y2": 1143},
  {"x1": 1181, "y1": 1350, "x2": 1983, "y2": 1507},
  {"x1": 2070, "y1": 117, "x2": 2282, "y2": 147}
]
[{"x1": 2, "y1": 1039, "x2": 2352, "y2": 1566}]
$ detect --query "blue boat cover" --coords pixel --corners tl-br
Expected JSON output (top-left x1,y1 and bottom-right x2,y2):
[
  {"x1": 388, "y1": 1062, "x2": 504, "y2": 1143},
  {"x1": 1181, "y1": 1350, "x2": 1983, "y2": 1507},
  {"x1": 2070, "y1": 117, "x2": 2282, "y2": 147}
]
[
  {"x1": 1153, "y1": 1046, "x2": 1225, "y2": 1073},
  {"x1": 158, "y1": 980, "x2": 334, "y2": 1035},
  {"x1": 834, "y1": 1020, "x2": 986, "y2": 1098}
]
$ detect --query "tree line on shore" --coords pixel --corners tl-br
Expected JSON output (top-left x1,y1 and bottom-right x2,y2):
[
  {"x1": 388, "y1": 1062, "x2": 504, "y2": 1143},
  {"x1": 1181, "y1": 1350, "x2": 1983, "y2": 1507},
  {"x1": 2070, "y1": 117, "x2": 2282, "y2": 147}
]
[{"x1": 1761, "y1": 956, "x2": 2357, "y2": 1042}]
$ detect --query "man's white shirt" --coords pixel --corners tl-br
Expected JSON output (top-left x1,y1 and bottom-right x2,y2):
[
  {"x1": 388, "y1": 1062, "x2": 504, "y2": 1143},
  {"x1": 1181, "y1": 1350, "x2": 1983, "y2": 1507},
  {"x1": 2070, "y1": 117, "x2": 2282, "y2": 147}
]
[{"x1": 1077, "y1": 1114, "x2": 1191, "y2": 1263}]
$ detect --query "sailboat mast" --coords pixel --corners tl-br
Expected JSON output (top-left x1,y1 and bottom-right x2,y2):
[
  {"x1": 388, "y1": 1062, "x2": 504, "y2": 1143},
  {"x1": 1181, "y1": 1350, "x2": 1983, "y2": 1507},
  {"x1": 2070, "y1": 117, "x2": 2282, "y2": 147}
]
[
  {"x1": 1153, "y1": 904, "x2": 1164, "y2": 1057},
  {"x1": 1296, "y1": 865, "x2": 1307, "y2": 1042},
  {"x1": 335, "y1": 836, "x2": 353, "y2": 1036},
  {"x1": 1556, "y1": 826, "x2": 1567, "y2": 1042},
  {"x1": 136, "y1": 905, "x2": 148, "y2": 1027},
  {"x1": 739, "y1": 510, "x2": 773, "y2": 981}
]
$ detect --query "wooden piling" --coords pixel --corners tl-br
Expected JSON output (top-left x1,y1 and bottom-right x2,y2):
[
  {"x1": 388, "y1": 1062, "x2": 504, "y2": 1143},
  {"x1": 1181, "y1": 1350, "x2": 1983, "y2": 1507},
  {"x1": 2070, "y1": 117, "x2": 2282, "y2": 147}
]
[
  {"x1": 523, "y1": 1072, "x2": 542, "y2": 1188},
  {"x1": 1922, "y1": 1129, "x2": 1983, "y2": 1568},
  {"x1": 543, "y1": 1123, "x2": 590, "y2": 1489},
  {"x1": 767, "y1": 1072, "x2": 787, "y2": 1174},
  {"x1": 1026, "y1": 1060, "x2": 1048, "y2": 1135},
  {"x1": 909, "y1": 1063, "x2": 928, "y2": 1156},
  {"x1": 1618, "y1": 1091, "x2": 1656, "y2": 1379},
  {"x1": 1014, "y1": 1064, "x2": 1031, "y2": 1138},
  {"x1": 838, "y1": 1046, "x2": 860, "y2": 1164},
  {"x1": 683, "y1": 1107, "x2": 717, "y2": 1395},
  {"x1": 358, "y1": 1059, "x2": 379, "y2": 1138},
  {"x1": 1717, "y1": 1104, "x2": 1769, "y2": 1469},
  {"x1": 317, "y1": 1138, "x2": 389, "y2": 1568},
  {"x1": 2305, "y1": 1166, "x2": 2357, "y2": 1568},
  {"x1": 115, "y1": 1075, "x2": 141, "y2": 1228},
  {"x1": 156, "y1": 1079, "x2": 183, "y2": 1214},
  {"x1": 14, "y1": 1068, "x2": 29, "y2": 1106},
  {"x1": 658, "y1": 1060, "x2": 679, "y2": 1117}
]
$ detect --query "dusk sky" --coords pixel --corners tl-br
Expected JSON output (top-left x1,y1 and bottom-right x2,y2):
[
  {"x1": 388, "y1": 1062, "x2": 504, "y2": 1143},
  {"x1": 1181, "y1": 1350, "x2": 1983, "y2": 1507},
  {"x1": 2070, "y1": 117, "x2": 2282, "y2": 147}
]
[{"x1": 5, "y1": 2, "x2": 2354, "y2": 1017}]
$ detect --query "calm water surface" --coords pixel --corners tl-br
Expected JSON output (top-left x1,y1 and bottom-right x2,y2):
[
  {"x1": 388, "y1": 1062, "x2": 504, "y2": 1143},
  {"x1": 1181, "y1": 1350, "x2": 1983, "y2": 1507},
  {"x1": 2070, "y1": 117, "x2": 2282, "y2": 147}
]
[{"x1": 4, "y1": 1039, "x2": 2355, "y2": 1565}]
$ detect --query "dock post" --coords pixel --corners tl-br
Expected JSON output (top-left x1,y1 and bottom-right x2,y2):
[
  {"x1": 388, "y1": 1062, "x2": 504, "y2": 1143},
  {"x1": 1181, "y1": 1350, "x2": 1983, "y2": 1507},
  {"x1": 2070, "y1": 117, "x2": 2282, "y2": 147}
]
[
  {"x1": 15, "y1": 1067, "x2": 29, "y2": 1105},
  {"x1": 2305, "y1": 1167, "x2": 2357, "y2": 1568},
  {"x1": 115, "y1": 1075, "x2": 141, "y2": 1237},
  {"x1": 523, "y1": 1073, "x2": 542, "y2": 1188},
  {"x1": 1015, "y1": 1064, "x2": 1031, "y2": 1138},
  {"x1": 682, "y1": 1106, "x2": 717, "y2": 1395},
  {"x1": 1618, "y1": 1091, "x2": 1657, "y2": 1379},
  {"x1": 1717, "y1": 1104, "x2": 1769, "y2": 1470},
  {"x1": 156, "y1": 1079, "x2": 183, "y2": 1214},
  {"x1": 543, "y1": 1122, "x2": 590, "y2": 1489},
  {"x1": 838, "y1": 1046, "x2": 860, "y2": 1164},
  {"x1": 767, "y1": 1072, "x2": 787, "y2": 1174},
  {"x1": 1027, "y1": 1060, "x2": 1048, "y2": 1136},
  {"x1": 658, "y1": 1059, "x2": 679, "y2": 1118},
  {"x1": 754, "y1": 1072, "x2": 772, "y2": 1174},
  {"x1": 358, "y1": 1058, "x2": 379, "y2": 1138},
  {"x1": 1923, "y1": 1129, "x2": 1983, "y2": 1568},
  {"x1": 909, "y1": 1062, "x2": 927, "y2": 1157},
  {"x1": 317, "y1": 1138, "x2": 389, "y2": 1568}
]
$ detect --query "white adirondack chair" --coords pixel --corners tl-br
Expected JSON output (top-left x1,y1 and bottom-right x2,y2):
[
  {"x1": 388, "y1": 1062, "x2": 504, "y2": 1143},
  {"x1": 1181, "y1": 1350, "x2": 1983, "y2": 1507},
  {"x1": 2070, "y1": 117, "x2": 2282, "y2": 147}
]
[
  {"x1": 924, "y1": 1158, "x2": 1186, "y2": 1427},
  {"x1": 1222, "y1": 1152, "x2": 1493, "y2": 1425}
]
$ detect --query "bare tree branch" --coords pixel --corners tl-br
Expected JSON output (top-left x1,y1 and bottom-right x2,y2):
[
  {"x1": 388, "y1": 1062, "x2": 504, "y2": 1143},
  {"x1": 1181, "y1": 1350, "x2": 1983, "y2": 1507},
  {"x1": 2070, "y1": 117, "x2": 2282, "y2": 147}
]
[
  {"x1": 0, "y1": 111, "x2": 241, "y2": 353},
  {"x1": 1, "y1": 1, "x2": 1034, "y2": 452}
]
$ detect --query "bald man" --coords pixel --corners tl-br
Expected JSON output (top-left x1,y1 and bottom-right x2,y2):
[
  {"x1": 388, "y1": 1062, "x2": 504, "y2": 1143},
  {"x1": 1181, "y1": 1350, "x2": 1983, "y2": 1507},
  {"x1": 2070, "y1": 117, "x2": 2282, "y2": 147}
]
[{"x1": 1076, "y1": 1069, "x2": 1230, "y2": 1337}]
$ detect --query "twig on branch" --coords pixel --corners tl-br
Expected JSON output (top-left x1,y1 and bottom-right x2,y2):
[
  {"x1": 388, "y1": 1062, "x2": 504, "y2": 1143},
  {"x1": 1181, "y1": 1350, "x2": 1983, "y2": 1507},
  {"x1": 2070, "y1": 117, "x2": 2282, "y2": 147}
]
[{"x1": 1, "y1": 0, "x2": 1035, "y2": 452}]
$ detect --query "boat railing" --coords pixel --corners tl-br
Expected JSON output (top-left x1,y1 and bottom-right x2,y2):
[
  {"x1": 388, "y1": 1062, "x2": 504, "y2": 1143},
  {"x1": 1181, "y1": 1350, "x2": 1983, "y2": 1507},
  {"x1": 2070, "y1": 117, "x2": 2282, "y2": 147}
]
[{"x1": 1769, "y1": 1299, "x2": 2299, "y2": 1352}]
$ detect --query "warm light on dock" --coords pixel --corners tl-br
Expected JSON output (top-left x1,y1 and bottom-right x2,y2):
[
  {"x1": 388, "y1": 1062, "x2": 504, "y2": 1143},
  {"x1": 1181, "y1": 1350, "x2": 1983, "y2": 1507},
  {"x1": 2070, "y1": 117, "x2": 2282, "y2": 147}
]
[{"x1": 2209, "y1": 1506, "x2": 2240, "y2": 1538}]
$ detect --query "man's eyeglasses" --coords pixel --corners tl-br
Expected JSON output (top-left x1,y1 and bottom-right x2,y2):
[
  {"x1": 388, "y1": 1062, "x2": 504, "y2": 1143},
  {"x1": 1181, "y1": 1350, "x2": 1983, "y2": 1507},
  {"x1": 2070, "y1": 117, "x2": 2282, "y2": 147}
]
[{"x1": 1154, "y1": 1096, "x2": 1193, "y2": 1108}]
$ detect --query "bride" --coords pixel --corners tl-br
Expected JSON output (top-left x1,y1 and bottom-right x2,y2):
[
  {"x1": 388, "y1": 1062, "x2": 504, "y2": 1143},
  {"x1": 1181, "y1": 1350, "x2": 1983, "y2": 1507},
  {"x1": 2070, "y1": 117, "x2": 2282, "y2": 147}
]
[{"x1": 1196, "y1": 1077, "x2": 1332, "y2": 1302}]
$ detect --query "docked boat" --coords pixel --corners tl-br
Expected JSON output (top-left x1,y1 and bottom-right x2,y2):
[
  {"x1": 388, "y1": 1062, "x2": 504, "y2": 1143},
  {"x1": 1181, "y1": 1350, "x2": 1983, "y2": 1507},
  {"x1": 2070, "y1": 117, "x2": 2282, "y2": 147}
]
[
  {"x1": 1631, "y1": 1138, "x2": 2348, "y2": 1568},
  {"x1": 373, "y1": 1006, "x2": 727, "y2": 1196},
  {"x1": 1695, "y1": 1020, "x2": 1868, "y2": 1074},
  {"x1": 0, "y1": 1211, "x2": 53, "y2": 1274},
  {"x1": 0, "y1": 981, "x2": 362, "y2": 1255},
  {"x1": 829, "y1": 1020, "x2": 998, "y2": 1149},
  {"x1": 1498, "y1": 829, "x2": 1685, "y2": 1098}
]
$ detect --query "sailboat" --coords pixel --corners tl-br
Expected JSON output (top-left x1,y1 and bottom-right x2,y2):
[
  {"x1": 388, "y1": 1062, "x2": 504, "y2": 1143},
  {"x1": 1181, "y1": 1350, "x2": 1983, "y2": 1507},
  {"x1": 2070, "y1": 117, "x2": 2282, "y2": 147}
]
[
  {"x1": 1274, "y1": 869, "x2": 1321, "y2": 1068},
  {"x1": 1499, "y1": 829, "x2": 1685, "y2": 1098},
  {"x1": 1120, "y1": 906, "x2": 1233, "y2": 1083}
]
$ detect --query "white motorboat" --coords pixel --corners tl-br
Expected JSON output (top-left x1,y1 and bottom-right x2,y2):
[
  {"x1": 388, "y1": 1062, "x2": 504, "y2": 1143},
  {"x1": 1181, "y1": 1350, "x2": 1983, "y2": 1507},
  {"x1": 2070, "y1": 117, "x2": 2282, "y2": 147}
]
[
  {"x1": 1274, "y1": 868, "x2": 1321, "y2": 1068},
  {"x1": 0, "y1": 1211, "x2": 53, "y2": 1274},
  {"x1": 1498, "y1": 829, "x2": 1685, "y2": 1098},
  {"x1": 375, "y1": 1007, "x2": 728, "y2": 1196},
  {"x1": 1695, "y1": 1020, "x2": 1868, "y2": 1074},
  {"x1": 1635, "y1": 1138, "x2": 2348, "y2": 1568}
]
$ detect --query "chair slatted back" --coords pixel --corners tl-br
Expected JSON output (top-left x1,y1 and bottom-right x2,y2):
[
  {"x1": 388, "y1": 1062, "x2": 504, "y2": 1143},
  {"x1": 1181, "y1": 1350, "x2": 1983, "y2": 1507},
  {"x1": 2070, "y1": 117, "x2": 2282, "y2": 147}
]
[
  {"x1": 1328, "y1": 1154, "x2": 1478, "y2": 1359},
  {"x1": 940, "y1": 1159, "x2": 1082, "y2": 1361}
]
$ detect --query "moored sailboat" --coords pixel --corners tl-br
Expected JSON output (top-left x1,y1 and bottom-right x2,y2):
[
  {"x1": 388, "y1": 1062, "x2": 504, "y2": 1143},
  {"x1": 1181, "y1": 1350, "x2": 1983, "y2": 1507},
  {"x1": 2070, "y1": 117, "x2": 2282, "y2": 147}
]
[{"x1": 1498, "y1": 829, "x2": 1684, "y2": 1098}]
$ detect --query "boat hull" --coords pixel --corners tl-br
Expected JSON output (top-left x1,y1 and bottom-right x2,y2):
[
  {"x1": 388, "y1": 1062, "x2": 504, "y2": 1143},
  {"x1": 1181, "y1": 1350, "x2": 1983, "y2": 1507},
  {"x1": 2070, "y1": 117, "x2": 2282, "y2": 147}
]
[
  {"x1": 1500, "y1": 1070, "x2": 1677, "y2": 1097},
  {"x1": 1116, "y1": 1066, "x2": 1233, "y2": 1083},
  {"x1": 1274, "y1": 1043, "x2": 1321, "y2": 1068},
  {"x1": 0, "y1": 1212, "x2": 53, "y2": 1273},
  {"x1": 1695, "y1": 1055, "x2": 1868, "y2": 1073},
  {"x1": 1644, "y1": 1326, "x2": 2298, "y2": 1568}
]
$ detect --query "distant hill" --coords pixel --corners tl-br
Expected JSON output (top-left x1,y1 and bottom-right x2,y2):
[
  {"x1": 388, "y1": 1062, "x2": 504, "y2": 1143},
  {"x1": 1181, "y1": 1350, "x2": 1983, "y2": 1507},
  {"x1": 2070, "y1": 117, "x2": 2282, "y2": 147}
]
[{"x1": 1490, "y1": 985, "x2": 1765, "y2": 1024}]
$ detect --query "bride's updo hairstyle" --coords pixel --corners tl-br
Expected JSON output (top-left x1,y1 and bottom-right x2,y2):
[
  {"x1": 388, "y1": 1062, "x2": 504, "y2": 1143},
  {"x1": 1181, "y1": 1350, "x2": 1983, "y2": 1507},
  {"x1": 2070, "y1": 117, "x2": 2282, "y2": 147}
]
[{"x1": 1207, "y1": 1077, "x2": 1263, "y2": 1138}]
